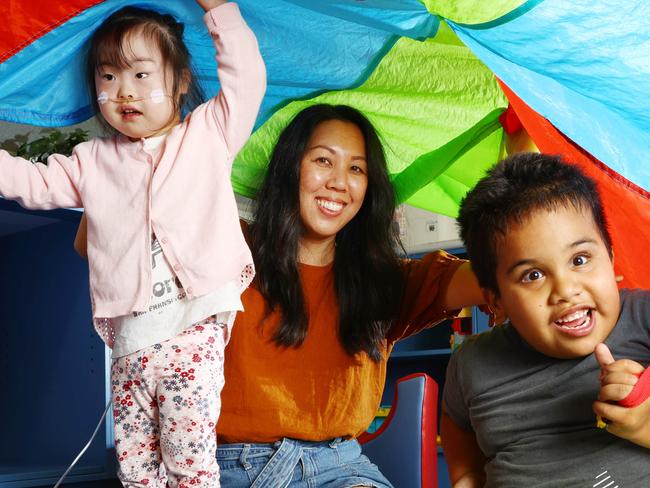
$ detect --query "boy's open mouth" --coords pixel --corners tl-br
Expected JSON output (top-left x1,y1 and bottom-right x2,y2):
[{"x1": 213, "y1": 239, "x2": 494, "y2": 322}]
[{"x1": 554, "y1": 308, "x2": 594, "y2": 336}]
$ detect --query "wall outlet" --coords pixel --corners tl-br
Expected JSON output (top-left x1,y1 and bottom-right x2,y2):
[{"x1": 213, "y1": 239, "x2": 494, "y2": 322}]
[{"x1": 397, "y1": 204, "x2": 462, "y2": 254}]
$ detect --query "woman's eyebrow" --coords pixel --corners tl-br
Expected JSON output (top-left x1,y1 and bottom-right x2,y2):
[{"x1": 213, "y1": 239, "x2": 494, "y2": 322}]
[
  {"x1": 307, "y1": 145, "x2": 367, "y2": 161},
  {"x1": 307, "y1": 144, "x2": 335, "y2": 153}
]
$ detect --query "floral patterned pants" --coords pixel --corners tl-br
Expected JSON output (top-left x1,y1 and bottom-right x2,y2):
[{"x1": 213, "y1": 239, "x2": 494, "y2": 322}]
[{"x1": 111, "y1": 320, "x2": 226, "y2": 487}]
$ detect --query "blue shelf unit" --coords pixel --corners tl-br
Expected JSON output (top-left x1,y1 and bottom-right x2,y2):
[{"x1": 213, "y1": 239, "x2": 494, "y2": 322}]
[
  {"x1": 380, "y1": 249, "x2": 490, "y2": 488},
  {"x1": 0, "y1": 199, "x2": 116, "y2": 487}
]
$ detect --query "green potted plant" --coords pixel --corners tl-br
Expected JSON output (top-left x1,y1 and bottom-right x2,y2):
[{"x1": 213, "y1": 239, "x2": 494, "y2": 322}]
[{"x1": 1, "y1": 128, "x2": 88, "y2": 161}]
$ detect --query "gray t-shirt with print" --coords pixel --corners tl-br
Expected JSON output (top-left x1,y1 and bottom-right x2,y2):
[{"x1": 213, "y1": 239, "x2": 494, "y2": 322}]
[{"x1": 444, "y1": 289, "x2": 650, "y2": 487}]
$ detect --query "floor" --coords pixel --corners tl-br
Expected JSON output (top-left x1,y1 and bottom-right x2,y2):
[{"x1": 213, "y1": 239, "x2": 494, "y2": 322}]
[{"x1": 37, "y1": 481, "x2": 120, "y2": 488}]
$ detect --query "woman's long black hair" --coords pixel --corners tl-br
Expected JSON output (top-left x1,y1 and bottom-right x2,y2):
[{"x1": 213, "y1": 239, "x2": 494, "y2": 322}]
[{"x1": 250, "y1": 104, "x2": 404, "y2": 361}]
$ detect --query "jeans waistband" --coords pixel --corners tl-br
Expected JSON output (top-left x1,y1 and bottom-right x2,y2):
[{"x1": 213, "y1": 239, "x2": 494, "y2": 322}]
[
  {"x1": 218, "y1": 437, "x2": 344, "y2": 456},
  {"x1": 217, "y1": 437, "x2": 348, "y2": 487}
]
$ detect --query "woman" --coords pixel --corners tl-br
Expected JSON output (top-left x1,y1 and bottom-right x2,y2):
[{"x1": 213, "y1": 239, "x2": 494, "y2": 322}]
[
  {"x1": 75, "y1": 104, "x2": 482, "y2": 487},
  {"x1": 216, "y1": 104, "x2": 482, "y2": 487}
]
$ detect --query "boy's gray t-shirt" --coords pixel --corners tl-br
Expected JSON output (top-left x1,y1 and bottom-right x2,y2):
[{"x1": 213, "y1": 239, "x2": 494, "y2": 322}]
[{"x1": 444, "y1": 289, "x2": 650, "y2": 487}]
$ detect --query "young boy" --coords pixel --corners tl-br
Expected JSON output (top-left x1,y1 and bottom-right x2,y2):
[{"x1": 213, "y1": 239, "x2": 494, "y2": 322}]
[{"x1": 442, "y1": 153, "x2": 650, "y2": 487}]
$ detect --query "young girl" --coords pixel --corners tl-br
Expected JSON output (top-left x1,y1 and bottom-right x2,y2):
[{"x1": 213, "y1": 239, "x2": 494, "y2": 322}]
[{"x1": 0, "y1": 0, "x2": 265, "y2": 486}]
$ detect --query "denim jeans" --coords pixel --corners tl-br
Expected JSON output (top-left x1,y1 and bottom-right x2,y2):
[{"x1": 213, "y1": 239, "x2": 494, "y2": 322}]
[{"x1": 216, "y1": 438, "x2": 394, "y2": 488}]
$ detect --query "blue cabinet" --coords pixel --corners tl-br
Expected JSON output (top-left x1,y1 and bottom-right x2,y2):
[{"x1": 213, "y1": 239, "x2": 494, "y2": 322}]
[{"x1": 0, "y1": 199, "x2": 116, "y2": 487}]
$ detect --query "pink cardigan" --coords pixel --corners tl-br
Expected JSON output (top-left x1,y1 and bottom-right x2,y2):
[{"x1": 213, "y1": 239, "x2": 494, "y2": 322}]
[{"x1": 0, "y1": 3, "x2": 266, "y2": 318}]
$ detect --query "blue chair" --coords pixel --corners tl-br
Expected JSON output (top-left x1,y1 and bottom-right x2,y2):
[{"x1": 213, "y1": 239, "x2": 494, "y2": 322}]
[{"x1": 359, "y1": 373, "x2": 439, "y2": 488}]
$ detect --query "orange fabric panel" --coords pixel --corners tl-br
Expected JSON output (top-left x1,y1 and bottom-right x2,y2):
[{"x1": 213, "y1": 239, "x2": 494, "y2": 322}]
[
  {"x1": 1, "y1": 0, "x2": 103, "y2": 62},
  {"x1": 500, "y1": 82, "x2": 650, "y2": 290}
]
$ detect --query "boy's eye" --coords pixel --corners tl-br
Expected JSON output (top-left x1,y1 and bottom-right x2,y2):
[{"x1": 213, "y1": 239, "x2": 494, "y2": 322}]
[
  {"x1": 521, "y1": 269, "x2": 544, "y2": 283},
  {"x1": 135, "y1": 72, "x2": 149, "y2": 79},
  {"x1": 573, "y1": 254, "x2": 589, "y2": 266},
  {"x1": 102, "y1": 73, "x2": 115, "y2": 81}
]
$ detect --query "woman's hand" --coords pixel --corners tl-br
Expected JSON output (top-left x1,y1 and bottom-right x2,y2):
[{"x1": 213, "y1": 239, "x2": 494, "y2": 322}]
[
  {"x1": 593, "y1": 343, "x2": 650, "y2": 448},
  {"x1": 196, "y1": 0, "x2": 228, "y2": 12}
]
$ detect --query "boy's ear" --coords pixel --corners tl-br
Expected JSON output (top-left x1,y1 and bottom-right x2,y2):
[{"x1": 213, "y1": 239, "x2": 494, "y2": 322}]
[
  {"x1": 610, "y1": 250, "x2": 625, "y2": 284},
  {"x1": 483, "y1": 288, "x2": 507, "y2": 326}
]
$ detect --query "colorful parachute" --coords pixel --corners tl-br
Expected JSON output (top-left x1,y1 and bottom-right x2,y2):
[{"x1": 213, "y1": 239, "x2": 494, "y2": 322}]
[{"x1": 1, "y1": 0, "x2": 649, "y2": 287}]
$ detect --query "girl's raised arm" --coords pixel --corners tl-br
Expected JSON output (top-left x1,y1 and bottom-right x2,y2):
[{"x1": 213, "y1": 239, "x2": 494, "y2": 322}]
[
  {"x1": 196, "y1": 0, "x2": 228, "y2": 11},
  {"x1": 200, "y1": 0, "x2": 266, "y2": 161}
]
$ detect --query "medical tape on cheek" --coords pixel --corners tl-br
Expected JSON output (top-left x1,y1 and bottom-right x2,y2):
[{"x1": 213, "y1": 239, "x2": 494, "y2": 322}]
[
  {"x1": 619, "y1": 366, "x2": 650, "y2": 408},
  {"x1": 97, "y1": 91, "x2": 109, "y2": 105},
  {"x1": 149, "y1": 89, "x2": 165, "y2": 104}
]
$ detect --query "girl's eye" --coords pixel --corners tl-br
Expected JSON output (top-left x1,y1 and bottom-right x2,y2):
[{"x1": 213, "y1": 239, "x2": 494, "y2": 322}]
[
  {"x1": 573, "y1": 254, "x2": 589, "y2": 266},
  {"x1": 315, "y1": 157, "x2": 331, "y2": 165},
  {"x1": 350, "y1": 164, "x2": 366, "y2": 174},
  {"x1": 135, "y1": 72, "x2": 149, "y2": 79},
  {"x1": 102, "y1": 73, "x2": 115, "y2": 81},
  {"x1": 521, "y1": 269, "x2": 544, "y2": 283}
]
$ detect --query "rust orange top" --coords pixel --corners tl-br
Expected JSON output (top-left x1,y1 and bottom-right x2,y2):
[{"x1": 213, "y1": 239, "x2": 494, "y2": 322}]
[{"x1": 217, "y1": 250, "x2": 464, "y2": 443}]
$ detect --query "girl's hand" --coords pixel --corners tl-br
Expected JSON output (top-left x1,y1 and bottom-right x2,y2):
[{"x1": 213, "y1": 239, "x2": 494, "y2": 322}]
[
  {"x1": 593, "y1": 343, "x2": 650, "y2": 448},
  {"x1": 74, "y1": 214, "x2": 89, "y2": 260},
  {"x1": 196, "y1": 0, "x2": 228, "y2": 12}
]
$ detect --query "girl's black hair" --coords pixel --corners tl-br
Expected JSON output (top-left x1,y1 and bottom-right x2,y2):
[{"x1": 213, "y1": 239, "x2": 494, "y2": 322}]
[
  {"x1": 457, "y1": 152, "x2": 613, "y2": 296},
  {"x1": 86, "y1": 6, "x2": 204, "y2": 132},
  {"x1": 251, "y1": 104, "x2": 404, "y2": 361}
]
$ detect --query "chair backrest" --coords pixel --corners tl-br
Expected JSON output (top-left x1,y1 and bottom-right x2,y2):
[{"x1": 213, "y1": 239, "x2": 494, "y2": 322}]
[{"x1": 359, "y1": 373, "x2": 438, "y2": 488}]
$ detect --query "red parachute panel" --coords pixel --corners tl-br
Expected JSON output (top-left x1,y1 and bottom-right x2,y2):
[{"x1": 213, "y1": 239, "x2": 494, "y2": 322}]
[{"x1": 1, "y1": 1, "x2": 103, "y2": 62}]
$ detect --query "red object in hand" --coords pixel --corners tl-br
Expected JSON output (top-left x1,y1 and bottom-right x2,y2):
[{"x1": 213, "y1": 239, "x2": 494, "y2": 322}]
[{"x1": 619, "y1": 367, "x2": 650, "y2": 408}]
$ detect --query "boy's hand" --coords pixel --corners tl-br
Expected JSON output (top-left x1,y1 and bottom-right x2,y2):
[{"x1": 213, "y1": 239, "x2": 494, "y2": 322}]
[
  {"x1": 453, "y1": 472, "x2": 485, "y2": 488},
  {"x1": 196, "y1": 0, "x2": 227, "y2": 12},
  {"x1": 593, "y1": 343, "x2": 650, "y2": 448}
]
